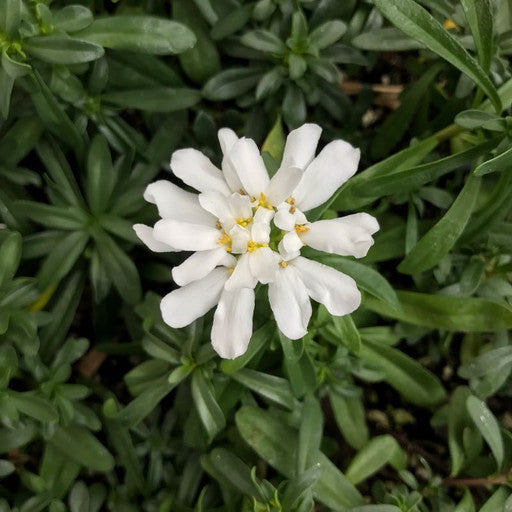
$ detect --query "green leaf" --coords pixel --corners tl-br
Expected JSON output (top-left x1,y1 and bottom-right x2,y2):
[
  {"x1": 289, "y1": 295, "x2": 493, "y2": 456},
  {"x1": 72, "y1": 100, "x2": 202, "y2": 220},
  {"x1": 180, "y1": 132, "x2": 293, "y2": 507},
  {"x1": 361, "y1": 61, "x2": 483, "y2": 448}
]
[
  {"x1": 474, "y1": 144, "x2": 512, "y2": 176},
  {"x1": 0, "y1": 424, "x2": 36, "y2": 453},
  {"x1": 297, "y1": 395, "x2": 323, "y2": 473},
  {"x1": 202, "y1": 67, "x2": 264, "y2": 101},
  {"x1": 459, "y1": 346, "x2": 512, "y2": 379},
  {"x1": 353, "y1": 27, "x2": 423, "y2": 51},
  {"x1": 283, "y1": 84, "x2": 306, "y2": 128},
  {"x1": 102, "y1": 87, "x2": 200, "y2": 112},
  {"x1": 261, "y1": 116, "x2": 285, "y2": 164},
  {"x1": 0, "y1": 117, "x2": 43, "y2": 168},
  {"x1": 359, "y1": 338, "x2": 446, "y2": 406},
  {"x1": 24, "y1": 37, "x2": 104, "y2": 64},
  {"x1": 2, "y1": 50, "x2": 30, "y2": 79},
  {"x1": 86, "y1": 135, "x2": 114, "y2": 215},
  {"x1": 52, "y1": 6, "x2": 93, "y2": 32},
  {"x1": 373, "y1": 0, "x2": 501, "y2": 113},
  {"x1": 460, "y1": 0, "x2": 493, "y2": 73},
  {"x1": 38, "y1": 231, "x2": 89, "y2": 290},
  {"x1": 329, "y1": 392, "x2": 369, "y2": 450},
  {"x1": 210, "y1": 4, "x2": 253, "y2": 41},
  {"x1": 466, "y1": 395, "x2": 504, "y2": 469},
  {"x1": 355, "y1": 138, "x2": 496, "y2": 198},
  {"x1": 312, "y1": 254, "x2": 399, "y2": 309},
  {"x1": 448, "y1": 386, "x2": 473, "y2": 475},
  {"x1": 310, "y1": 20, "x2": 346, "y2": 49},
  {"x1": 191, "y1": 370, "x2": 226, "y2": 442},
  {"x1": 398, "y1": 174, "x2": 481, "y2": 274},
  {"x1": 9, "y1": 392, "x2": 58, "y2": 422},
  {"x1": 173, "y1": 0, "x2": 221, "y2": 83},
  {"x1": 345, "y1": 435, "x2": 406, "y2": 485},
  {"x1": 50, "y1": 426, "x2": 114, "y2": 471},
  {"x1": 235, "y1": 406, "x2": 364, "y2": 509},
  {"x1": 93, "y1": 230, "x2": 141, "y2": 304},
  {"x1": 76, "y1": 16, "x2": 196, "y2": 54},
  {"x1": 0, "y1": 0, "x2": 20, "y2": 38},
  {"x1": 332, "y1": 314, "x2": 361, "y2": 355},
  {"x1": 231, "y1": 368, "x2": 298, "y2": 410},
  {"x1": 0, "y1": 231, "x2": 21, "y2": 288},
  {"x1": 241, "y1": 30, "x2": 286, "y2": 54},
  {"x1": 13, "y1": 202, "x2": 87, "y2": 230},
  {"x1": 347, "y1": 507, "x2": 402, "y2": 512},
  {"x1": 365, "y1": 290, "x2": 512, "y2": 332},
  {"x1": 480, "y1": 487, "x2": 511, "y2": 512},
  {"x1": 455, "y1": 109, "x2": 501, "y2": 129},
  {"x1": 0, "y1": 67, "x2": 14, "y2": 118}
]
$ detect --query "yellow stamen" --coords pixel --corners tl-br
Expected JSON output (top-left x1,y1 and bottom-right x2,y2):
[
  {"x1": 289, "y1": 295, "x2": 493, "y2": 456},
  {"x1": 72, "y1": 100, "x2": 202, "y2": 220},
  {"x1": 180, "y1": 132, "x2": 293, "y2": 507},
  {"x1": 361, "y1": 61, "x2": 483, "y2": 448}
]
[
  {"x1": 258, "y1": 192, "x2": 274, "y2": 210},
  {"x1": 236, "y1": 217, "x2": 252, "y2": 227},
  {"x1": 239, "y1": 189, "x2": 246, "y2": 195},
  {"x1": 247, "y1": 240, "x2": 268, "y2": 252},
  {"x1": 216, "y1": 220, "x2": 222, "y2": 229},
  {"x1": 228, "y1": 267, "x2": 234, "y2": 274},
  {"x1": 295, "y1": 224, "x2": 309, "y2": 234},
  {"x1": 279, "y1": 261, "x2": 288, "y2": 268},
  {"x1": 218, "y1": 231, "x2": 232, "y2": 252}
]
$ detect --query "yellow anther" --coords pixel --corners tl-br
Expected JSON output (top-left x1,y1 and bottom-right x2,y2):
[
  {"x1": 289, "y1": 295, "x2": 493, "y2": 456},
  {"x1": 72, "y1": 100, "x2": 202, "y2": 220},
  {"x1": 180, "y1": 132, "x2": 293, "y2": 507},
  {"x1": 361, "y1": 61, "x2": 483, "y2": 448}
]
[
  {"x1": 216, "y1": 220, "x2": 222, "y2": 229},
  {"x1": 218, "y1": 231, "x2": 231, "y2": 250},
  {"x1": 239, "y1": 189, "x2": 247, "y2": 195},
  {"x1": 236, "y1": 217, "x2": 252, "y2": 227},
  {"x1": 228, "y1": 267, "x2": 234, "y2": 274},
  {"x1": 289, "y1": 205, "x2": 296, "y2": 213},
  {"x1": 286, "y1": 197, "x2": 295, "y2": 205},
  {"x1": 295, "y1": 224, "x2": 309, "y2": 234},
  {"x1": 443, "y1": 19, "x2": 458, "y2": 30},
  {"x1": 246, "y1": 240, "x2": 268, "y2": 252},
  {"x1": 258, "y1": 192, "x2": 274, "y2": 210},
  {"x1": 279, "y1": 261, "x2": 288, "y2": 268}
]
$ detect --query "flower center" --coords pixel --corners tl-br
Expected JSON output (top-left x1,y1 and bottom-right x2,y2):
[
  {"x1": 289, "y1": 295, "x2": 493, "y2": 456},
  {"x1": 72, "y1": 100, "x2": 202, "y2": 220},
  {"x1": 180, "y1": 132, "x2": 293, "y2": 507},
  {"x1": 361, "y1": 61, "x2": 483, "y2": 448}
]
[
  {"x1": 295, "y1": 224, "x2": 309, "y2": 234},
  {"x1": 236, "y1": 217, "x2": 252, "y2": 227},
  {"x1": 258, "y1": 192, "x2": 274, "y2": 210},
  {"x1": 247, "y1": 240, "x2": 268, "y2": 252},
  {"x1": 218, "y1": 231, "x2": 232, "y2": 252}
]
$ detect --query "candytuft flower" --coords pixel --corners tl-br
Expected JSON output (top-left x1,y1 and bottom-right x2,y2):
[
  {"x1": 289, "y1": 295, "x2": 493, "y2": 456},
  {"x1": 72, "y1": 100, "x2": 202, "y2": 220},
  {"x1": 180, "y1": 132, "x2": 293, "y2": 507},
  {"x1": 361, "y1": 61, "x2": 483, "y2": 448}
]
[{"x1": 134, "y1": 123, "x2": 378, "y2": 359}]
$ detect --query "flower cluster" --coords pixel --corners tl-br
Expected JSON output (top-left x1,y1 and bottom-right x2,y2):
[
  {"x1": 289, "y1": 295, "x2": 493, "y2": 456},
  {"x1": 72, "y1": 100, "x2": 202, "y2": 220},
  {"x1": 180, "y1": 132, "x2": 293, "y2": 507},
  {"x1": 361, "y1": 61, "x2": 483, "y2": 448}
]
[{"x1": 134, "y1": 124, "x2": 378, "y2": 358}]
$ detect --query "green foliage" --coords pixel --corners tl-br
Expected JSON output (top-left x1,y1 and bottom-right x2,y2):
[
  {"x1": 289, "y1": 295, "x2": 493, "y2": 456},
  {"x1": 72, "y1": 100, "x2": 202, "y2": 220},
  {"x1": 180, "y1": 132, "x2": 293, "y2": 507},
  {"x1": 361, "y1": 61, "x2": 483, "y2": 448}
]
[{"x1": 1, "y1": 0, "x2": 512, "y2": 511}]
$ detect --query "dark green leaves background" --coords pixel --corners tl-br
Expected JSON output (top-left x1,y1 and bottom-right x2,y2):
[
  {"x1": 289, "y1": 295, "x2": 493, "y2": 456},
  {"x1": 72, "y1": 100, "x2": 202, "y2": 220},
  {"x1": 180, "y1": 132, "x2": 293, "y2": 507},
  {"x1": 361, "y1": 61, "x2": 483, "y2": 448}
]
[{"x1": 0, "y1": 0, "x2": 511, "y2": 511}]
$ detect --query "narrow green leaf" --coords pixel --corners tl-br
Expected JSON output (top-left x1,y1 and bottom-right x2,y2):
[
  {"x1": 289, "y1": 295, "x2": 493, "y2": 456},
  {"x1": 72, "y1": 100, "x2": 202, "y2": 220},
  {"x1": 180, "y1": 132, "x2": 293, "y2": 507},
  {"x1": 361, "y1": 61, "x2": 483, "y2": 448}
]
[
  {"x1": 459, "y1": 346, "x2": 512, "y2": 379},
  {"x1": 398, "y1": 174, "x2": 481, "y2": 274},
  {"x1": 0, "y1": 0, "x2": 20, "y2": 38},
  {"x1": 345, "y1": 435, "x2": 406, "y2": 484},
  {"x1": 9, "y1": 392, "x2": 58, "y2": 423},
  {"x1": 0, "y1": 424, "x2": 36, "y2": 453},
  {"x1": 466, "y1": 395, "x2": 504, "y2": 469},
  {"x1": 202, "y1": 68, "x2": 264, "y2": 101},
  {"x1": 76, "y1": 16, "x2": 196, "y2": 54},
  {"x1": 332, "y1": 314, "x2": 361, "y2": 354},
  {"x1": 460, "y1": 0, "x2": 493, "y2": 72},
  {"x1": 310, "y1": 20, "x2": 346, "y2": 49},
  {"x1": 373, "y1": 0, "x2": 501, "y2": 112},
  {"x1": 210, "y1": 4, "x2": 253, "y2": 41},
  {"x1": 353, "y1": 27, "x2": 423, "y2": 51},
  {"x1": 241, "y1": 29, "x2": 286, "y2": 54},
  {"x1": 261, "y1": 115, "x2": 285, "y2": 164},
  {"x1": 0, "y1": 231, "x2": 21, "y2": 287},
  {"x1": 231, "y1": 368, "x2": 298, "y2": 410},
  {"x1": 365, "y1": 290, "x2": 512, "y2": 332},
  {"x1": 448, "y1": 387, "x2": 473, "y2": 475},
  {"x1": 359, "y1": 338, "x2": 446, "y2": 406},
  {"x1": 298, "y1": 395, "x2": 323, "y2": 473},
  {"x1": 86, "y1": 135, "x2": 114, "y2": 215},
  {"x1": 191, "y1": 370, "x2": 226, "y2": 441},
  {"x1": 330, "y1": 392, "x2": 369, "y2": 450},
  {"x1": 102, "y1": 88, "x2": 200, "y2": 112},
  {"x1": 455, "y1": 109, "x2": 501, "y2": 130},
  {"x1": 474, "y1": 144, "x2": 512, "y2": 176},
  {"x1": 24, "y1": 37, "x2": 104, "y2": 64},
  {"x1": 53, "y1": 6, "x2": 93, "y2": 32}
]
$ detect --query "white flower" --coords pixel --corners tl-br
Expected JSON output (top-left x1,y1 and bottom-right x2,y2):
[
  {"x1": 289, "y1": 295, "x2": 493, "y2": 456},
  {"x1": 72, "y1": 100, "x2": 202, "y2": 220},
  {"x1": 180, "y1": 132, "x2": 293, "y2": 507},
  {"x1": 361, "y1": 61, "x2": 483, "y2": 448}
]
[{"x1": 134, "y1": 123, "x2": 379, "y2": 359}]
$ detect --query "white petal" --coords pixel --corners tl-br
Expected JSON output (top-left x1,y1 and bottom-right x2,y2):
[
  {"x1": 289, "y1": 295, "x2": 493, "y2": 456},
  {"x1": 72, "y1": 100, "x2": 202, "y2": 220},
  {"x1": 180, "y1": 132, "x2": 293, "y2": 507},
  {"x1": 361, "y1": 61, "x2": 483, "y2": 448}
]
[
  {"x1": 265, "y1": 166, "x2": 303, "y2": 206},
  {"x1": 198, "y1": 192, "x2": 232, "y2": 222},
  {"x1": 211, "y1": 287, "x2": 255, "y2": 359},
  {"x1": 144, "y1": 180, "x2": 216, "y2": 225},
  {"x1": 133, "y1": 224, "x2": 177, "y2": 252},
  {"x1": 172, "y1": 247, "x2": 234, "y2": 286},
  {"x1": 160, "y1": 267, "x2": 228, "y2": 328},
  {"x1": 225, "y1": 253, "x2": 257, "y2": 290},
  {"x1": 292, "y1": 257, "x2": 361, "y2": 316},
  {"x1": 268, "y1": 266, "x2": 311, "y2": 339},
  {"x1": 278, "y1": 240, "x2": 300, "y2": 261},
  {"x1": 274, "y1": 207, "x2": 296, "y2": 231},
  {"x1": 253, "y1": 206, "x2": 274, "y2": 225},
  {"x1": 228, "y1": 193, "x2": 253, "y2": 220},
  {"x1": 280, "y1": 123, "x2": 322, "y2": 170},
  {"x1": 248, "y1": 247, "x2": 279, "y2": 284},
  {"x1": 293, "y1": 140, "x2": 360, "y2": 212},
  {"x1": 282, "y1": 231, "x2": 304, "y2": 254},
  {"x1": 301, "y1": 214, "x2": 379, "y2": 258},
  {"x1": 153, "y1": 219, "x2": 220, "y2": 251},
  {"x1": 229, "y1": 224, "x2": 251, "y2": 254},
  {"x1": 250, "y1": 222, "x2": 270, "y2": 245},
  {"x1": 171, "y1": 148, "x2": 230, "y2": 195},
  {"x1": 218, "y1": 127, "x2": 238, "y2": 155},
  {"x1": 227, "y1": 138, "x2": 270, "y2": 198}
]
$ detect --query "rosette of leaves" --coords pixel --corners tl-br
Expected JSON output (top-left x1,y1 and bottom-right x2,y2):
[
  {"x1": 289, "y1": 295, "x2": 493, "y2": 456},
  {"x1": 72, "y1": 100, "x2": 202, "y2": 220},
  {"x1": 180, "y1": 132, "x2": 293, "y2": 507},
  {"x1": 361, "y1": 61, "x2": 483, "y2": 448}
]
[
  {"x1": 203, "y1": 8, "x2": 366, "y2": 128},
  {"x1": 15, "y1": 135, "x2": 148, "y2": 305}
]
